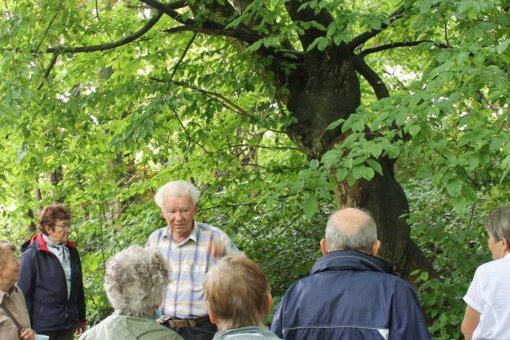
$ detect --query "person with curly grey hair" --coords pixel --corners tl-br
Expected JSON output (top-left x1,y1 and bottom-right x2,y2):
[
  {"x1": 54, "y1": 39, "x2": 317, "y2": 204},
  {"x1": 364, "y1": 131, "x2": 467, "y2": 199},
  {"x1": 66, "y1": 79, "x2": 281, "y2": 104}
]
[
  {"x1": 461, "y1": 206, "x2": 510, "y2": 340},
  {"x1": 79, "y1": 246, "x2": 182, "y2": 340}
]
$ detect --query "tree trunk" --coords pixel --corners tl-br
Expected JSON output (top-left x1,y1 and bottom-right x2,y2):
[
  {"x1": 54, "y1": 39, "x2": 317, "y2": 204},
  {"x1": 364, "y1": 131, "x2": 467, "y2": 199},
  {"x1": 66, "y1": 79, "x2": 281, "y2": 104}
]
[
  {"x1": 335, "y1": 157, "x2": 436, "y2": 279},
  {"x1": 278, "y1": 45, "x2": 436, "y2": 279}
]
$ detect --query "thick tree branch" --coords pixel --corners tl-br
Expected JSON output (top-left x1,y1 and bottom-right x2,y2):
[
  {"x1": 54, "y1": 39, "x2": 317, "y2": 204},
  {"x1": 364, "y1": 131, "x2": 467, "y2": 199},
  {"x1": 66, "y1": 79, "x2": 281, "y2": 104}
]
[
  {"x1": 349, "y1": 6, "x2": 406, "y2": 51},
  {"x1": 46, "y1": 11, "x2": 163, "y2": 54},
  {"x1": 352, "y1": 56, "x2": 389, "y2": 100},
  {"x1": 142, "y1": 0, "x2": 263, "y2": 45},
  {"x1": 164, "y1": 25, "x2": 260, "y2": 45},
  {"x1": 359, "y1": 40, "x2": 447, "y2": 57},
  {"x1": 222, "y1": 144, "x2": 305, "y2": 152},
  {"x1": 139, "y1": 0, "x2": 186, "y2": 20},
  {"x1": 165, "y1": 26, "x2": 302, "y2": 64}
]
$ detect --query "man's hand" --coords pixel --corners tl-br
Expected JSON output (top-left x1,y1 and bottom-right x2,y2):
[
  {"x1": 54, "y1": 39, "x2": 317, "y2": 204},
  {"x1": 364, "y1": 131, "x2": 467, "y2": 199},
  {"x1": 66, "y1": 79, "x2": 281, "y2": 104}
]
[
  {"x1": 207, "y1": 238, "x2": 226, "y2": 258},
  {"x1": 76, "y1": 320, "x2": 87, "y2": 335},
  {"x1": 20, "y1": 328, "x2": 35, "y2": 340}
]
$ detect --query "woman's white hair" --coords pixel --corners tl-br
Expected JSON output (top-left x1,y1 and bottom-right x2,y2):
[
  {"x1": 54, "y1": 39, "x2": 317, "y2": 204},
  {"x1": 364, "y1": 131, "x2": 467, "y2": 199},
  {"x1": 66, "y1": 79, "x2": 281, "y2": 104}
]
[
  {"x1": 154, "y1": 180, "x2": 201, "y2": 208},
  {"x1": 105, "y1": 245, "x2": 170, "y2": 316}
]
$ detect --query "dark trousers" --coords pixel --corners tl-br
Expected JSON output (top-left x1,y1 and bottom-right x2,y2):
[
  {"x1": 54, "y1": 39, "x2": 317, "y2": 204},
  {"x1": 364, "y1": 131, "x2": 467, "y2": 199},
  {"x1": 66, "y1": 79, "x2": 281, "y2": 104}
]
[
  {"x1": 165, "y1": 318, "x2": 217, "y2": 340},
  {"x1": 39, "y1": 328, "x2": 75, "y2": 340}
]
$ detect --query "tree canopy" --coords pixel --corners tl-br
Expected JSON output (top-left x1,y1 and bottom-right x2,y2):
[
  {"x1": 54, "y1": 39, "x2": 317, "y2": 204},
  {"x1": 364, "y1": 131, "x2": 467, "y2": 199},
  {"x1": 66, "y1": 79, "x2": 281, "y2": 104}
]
[{"x1": 0, "y1": 0, "x2": 508, "y2": 337}]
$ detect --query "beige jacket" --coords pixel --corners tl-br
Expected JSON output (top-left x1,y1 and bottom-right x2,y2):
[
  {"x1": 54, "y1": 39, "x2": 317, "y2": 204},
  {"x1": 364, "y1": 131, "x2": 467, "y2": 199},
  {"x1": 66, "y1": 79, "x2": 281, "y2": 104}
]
[{"x1": 0, "y1": 285, "x2": 31, "y2": 339}]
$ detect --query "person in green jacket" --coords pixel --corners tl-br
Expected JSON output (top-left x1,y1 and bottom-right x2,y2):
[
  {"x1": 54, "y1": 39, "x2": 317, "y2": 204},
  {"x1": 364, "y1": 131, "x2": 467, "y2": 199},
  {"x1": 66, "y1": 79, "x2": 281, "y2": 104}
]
[{"x1": 79, "y1": 246, "x2": 182, "y2": 340}]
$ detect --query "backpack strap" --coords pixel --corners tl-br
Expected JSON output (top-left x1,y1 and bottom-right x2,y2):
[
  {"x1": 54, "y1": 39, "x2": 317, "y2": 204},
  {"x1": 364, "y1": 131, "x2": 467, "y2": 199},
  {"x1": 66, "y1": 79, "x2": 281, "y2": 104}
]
[{"x1": 0, "y1": 302, "x2": 23, "y2": 334}]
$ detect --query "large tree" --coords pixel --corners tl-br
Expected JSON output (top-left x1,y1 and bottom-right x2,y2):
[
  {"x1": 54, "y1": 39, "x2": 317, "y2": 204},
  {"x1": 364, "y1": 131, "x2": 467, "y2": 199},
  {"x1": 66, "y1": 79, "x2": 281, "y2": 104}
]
[{"x1": 0, "y1": 0, "x2": 508, "y2": 283}]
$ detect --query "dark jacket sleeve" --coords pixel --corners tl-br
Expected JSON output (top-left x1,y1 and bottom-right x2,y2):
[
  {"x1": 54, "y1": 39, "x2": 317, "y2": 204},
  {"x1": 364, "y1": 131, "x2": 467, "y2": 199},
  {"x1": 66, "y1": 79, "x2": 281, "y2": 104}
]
[
  {"x1": 18, "y1": 248, "x2": 36, "y2": 317},
  {"x1": 75, "y1": 250, "x2": 86, "y2": 322},
  {"x1": 270, "y1": 298, "x2": 284, "y2": 338},
  {"x1": 390, "y1": 283, "x2": 431, "y2": 340}
]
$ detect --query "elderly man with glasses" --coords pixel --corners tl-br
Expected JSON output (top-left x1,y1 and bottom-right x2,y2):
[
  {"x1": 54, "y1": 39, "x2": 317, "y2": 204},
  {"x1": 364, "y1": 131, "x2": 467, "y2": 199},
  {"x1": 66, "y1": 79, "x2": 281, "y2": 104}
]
[{"x1": 146, "y1": 180, "x2": 240, "y2": 340}]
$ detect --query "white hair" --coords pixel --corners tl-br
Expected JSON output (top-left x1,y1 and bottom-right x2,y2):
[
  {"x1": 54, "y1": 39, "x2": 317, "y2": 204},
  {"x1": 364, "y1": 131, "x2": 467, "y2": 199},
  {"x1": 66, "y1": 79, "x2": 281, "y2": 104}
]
[
  {"x1": 104, "y1": 246, "x2": 170, "y2": 316},
  {"x1": 325, "y1": 210, "x2": 377, "y2": 253},
  {"x1": 154, "y1": 180, "x2": 201, "y2": 208},
  {"x1": 0, "y1": 240, "x2": 15, "y2": 270},
  {"x1": 486, "y1": 206, "x2": 510, "y2": 242}
]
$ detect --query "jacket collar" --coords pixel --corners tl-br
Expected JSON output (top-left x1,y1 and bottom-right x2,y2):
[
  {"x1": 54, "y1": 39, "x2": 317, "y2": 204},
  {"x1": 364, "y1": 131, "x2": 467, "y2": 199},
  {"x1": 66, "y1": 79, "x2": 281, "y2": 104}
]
[
  {"x1": 29, "y1": 233, "x2": 76, "y2": 253},
  {"x1": 311, "y1": 250, "x2": 395, "y2": 276}
]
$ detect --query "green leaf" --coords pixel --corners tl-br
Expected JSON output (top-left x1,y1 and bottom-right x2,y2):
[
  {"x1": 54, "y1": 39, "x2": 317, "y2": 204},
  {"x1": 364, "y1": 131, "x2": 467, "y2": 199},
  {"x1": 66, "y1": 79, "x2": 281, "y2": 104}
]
[
  {"x1": 409, "y1": 125, "x2": 421, "y2": 137},
  {"x1": 496, "y1": 39, "x2": 510, "y2": 54},
  {"x1": 417, "y1": 164, "x2": 433, "y2": 178},
  {"x1": 367, "y1": 143, "x2": 383, "y2": 158},
  {"x1": 366, "y1": 159, "x2": 383, "y2": 176},
  {"x1": 453, "y1": 196, "x2": 468, "y2": 215},
  {"x1": 352, "y1": 166, "x2": 374, "y2": 181},
  {"x1": 326, "y1": 118, "x2": 344, "y2": 130},
  {"x1": 321, "y1": 150, "x2": 340, "y2": 168},
  {"x1": 336, "y1": 167, "x2": 348, "y2": 181},
  {"x1": 245, "y1": 39, "x2": 263, "y2": 53},
  {"x1": 446, "y1": 178, "x2": 463, "y2": 197},
  {"x1": 303, "y1": 196, "x2": 319, "y2": 219}
]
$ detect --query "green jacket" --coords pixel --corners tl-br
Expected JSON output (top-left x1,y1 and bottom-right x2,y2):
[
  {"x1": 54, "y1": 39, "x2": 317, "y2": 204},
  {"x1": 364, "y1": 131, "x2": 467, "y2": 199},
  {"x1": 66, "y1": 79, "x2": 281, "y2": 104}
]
[{"x1": 79, "y1": 313, "x2": 182, "y2": 340}]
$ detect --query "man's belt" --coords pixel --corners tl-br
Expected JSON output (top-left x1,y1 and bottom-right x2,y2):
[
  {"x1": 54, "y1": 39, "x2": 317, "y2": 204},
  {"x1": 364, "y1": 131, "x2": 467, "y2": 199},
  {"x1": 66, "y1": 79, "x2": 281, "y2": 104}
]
[{"x1": 165, "y1": 316, "x2": 211, "y2": 329}]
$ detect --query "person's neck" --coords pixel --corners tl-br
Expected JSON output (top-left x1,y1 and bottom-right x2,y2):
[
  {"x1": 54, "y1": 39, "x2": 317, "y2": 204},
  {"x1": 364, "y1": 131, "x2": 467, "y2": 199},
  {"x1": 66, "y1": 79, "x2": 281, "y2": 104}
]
[
  {"x1": 43, "y1": 233, "x2": 66, "y2": 246},
  {"x1": 217, "y1": 321, "x2": 264, "y2": 332},
  {"x1": 0, "y1": 279, "x2": 14, "y2": 293},
  {"x1": 145, "y1": 308, "x2": 154, "y2": 318},
  {"x1": 171, "y1": 230, "x2": 193, "y2": 244}
]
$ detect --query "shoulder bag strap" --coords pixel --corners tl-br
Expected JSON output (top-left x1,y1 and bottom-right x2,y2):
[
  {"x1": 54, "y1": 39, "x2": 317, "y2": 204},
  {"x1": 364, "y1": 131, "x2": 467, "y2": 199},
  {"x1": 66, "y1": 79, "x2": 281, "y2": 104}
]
[{"x1": 0, "y1": 302, "x2": 23, "y2": 333}]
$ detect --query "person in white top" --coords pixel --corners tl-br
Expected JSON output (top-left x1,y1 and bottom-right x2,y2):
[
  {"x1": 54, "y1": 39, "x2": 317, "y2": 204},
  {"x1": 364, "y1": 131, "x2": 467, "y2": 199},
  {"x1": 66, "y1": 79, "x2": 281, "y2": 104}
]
[{"x1": 461, "y1": 206, "x2": 510, "y2": 340}]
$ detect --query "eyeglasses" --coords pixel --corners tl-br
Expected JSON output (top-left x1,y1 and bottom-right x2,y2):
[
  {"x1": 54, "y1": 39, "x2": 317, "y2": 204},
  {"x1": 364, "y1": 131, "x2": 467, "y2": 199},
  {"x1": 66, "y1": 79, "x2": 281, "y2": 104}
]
[{"x1": 164, "y1": 207, "x2": 194, "y2": 215}]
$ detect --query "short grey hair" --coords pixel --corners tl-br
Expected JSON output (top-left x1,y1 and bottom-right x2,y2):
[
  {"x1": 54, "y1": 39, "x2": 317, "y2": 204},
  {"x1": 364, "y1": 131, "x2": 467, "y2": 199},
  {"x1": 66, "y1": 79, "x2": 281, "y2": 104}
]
[
  {"x1": 154, "y1": 180, "x2": 201, "y2": 208},
  {"x1": 486, "y1": 206, "x2": 510, "y2": 242},
  {"x1": 105, "y1": 246, "x2": 170, "y2": 316},
  {"x1": 0, "y1": 240, "x2": 16, "y2": 270},
  {"x1": 325, "y1": 210, "x2": 377, "y2": 253}
]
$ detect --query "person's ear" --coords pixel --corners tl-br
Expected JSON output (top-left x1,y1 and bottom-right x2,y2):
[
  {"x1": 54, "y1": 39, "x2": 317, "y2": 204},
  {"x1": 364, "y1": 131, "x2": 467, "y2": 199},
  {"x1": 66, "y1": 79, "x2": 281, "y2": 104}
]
[
  {"x1": 371, "y1": 240, "x2": 381, "y2": 257},
  {"x1": 502, "y1": 238, "x2": 510, "y2": 252},
  {"x1": 207, "y1": 306, "x2": 218, "y2": 325},
  {"x1": 44, "y1": 225, "x2": 52, "y2": 234},
  {"x1": 320, "y1": 238, "x2": 328, "y2": 255},
  {"x1": 263, "y1": 292, "x2": 272, "y2": 316}
]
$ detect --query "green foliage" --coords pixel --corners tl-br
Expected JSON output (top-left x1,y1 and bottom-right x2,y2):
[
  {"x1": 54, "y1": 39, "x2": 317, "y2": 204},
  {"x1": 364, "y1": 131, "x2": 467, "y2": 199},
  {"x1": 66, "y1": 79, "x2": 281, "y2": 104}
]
[
  {"x1": 404, "y1": 178, "x2": 490, "y2": 338},
  {"x1": 0, "y1": 0, "x2": 508, "y2": 336}
]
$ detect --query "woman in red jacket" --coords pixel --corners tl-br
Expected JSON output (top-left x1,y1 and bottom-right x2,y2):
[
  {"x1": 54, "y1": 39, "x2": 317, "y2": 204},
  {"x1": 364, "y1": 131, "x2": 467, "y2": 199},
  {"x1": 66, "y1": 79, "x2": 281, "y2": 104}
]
[{"x1": 18, "y1": 204, "x2": 86, "y2": 340}]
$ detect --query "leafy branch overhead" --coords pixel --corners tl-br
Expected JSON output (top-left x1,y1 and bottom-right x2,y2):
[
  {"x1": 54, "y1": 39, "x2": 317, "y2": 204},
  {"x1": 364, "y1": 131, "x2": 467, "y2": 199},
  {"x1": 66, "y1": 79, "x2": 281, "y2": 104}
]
[{"x1": 38, "y1": 0, "x2": 445, "y2": 104}]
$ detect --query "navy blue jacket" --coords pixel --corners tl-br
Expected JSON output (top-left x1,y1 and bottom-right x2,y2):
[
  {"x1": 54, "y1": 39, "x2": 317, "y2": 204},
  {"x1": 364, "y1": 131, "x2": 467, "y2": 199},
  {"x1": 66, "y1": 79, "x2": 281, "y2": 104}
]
[
  {"x1": 271, "y1": 250, "x2": 430, "y2": 340},
  {"x1": 18, "y1": 234, "x2": 86, "y2": 333}
]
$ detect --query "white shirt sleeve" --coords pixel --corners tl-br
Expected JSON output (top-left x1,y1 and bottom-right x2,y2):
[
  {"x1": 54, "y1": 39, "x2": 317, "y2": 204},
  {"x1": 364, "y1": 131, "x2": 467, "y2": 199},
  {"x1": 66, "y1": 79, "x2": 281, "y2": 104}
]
[{"x1": 463, "y1": 266, "x2": 484, "y2": 313}]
